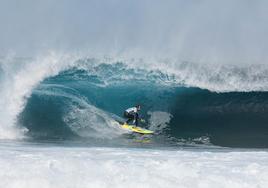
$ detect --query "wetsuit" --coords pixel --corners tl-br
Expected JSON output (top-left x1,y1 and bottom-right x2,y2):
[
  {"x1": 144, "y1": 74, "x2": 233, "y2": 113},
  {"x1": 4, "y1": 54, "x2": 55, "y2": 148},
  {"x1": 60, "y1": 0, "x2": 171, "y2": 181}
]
[{"x1": 124, "y1": 107, "x2": 140, "y2": 126}]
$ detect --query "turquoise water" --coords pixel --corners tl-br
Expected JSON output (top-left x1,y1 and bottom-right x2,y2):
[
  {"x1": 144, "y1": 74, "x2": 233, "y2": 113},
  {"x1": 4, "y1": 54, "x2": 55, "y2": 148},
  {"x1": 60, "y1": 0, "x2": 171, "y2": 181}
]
[{"x1": 16, "y1": 61, "x2": 268, "y2": 148}]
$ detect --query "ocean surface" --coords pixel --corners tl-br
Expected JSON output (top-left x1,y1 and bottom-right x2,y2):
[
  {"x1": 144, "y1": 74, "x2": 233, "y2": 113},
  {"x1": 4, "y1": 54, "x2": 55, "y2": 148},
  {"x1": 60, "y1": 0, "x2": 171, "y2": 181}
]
[{"x1": 0, "y1": 56, "x2": 268, "y2": 187}]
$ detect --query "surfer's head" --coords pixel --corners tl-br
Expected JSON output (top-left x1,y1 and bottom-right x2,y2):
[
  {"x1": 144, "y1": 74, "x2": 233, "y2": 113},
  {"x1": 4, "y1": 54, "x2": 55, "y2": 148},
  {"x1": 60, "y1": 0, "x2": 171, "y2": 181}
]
[{"x1": 136, "y1": 104, "x2": 141, "y2": 111}]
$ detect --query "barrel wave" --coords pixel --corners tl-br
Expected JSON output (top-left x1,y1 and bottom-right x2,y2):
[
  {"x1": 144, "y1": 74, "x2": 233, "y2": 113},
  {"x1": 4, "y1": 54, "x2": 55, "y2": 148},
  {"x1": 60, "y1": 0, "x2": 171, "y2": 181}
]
[
  {"x1": 2, "y1": 1, "x2": 268, "y2": 187},
  {"x1": 14, "y1": 58, "x2": 268, "y2": 148}
]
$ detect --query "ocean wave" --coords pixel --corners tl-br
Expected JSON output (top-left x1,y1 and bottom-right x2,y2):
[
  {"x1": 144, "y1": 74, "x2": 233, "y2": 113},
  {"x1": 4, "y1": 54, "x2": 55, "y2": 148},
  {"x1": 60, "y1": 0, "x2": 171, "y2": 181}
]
[{"x1": 1, "y1": 55, "x2": 268, "y2": 147}]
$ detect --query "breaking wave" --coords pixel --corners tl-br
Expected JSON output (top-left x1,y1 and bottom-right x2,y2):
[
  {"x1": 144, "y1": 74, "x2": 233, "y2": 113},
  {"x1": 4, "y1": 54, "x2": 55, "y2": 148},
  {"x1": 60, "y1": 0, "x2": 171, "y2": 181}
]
[{"x1": 1, "y1": 55, "x2": 268, "y2": 147}]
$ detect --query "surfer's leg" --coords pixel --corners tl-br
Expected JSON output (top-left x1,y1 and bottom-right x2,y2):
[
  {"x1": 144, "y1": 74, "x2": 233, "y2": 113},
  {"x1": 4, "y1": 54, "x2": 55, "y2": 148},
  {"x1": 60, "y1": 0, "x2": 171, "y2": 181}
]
[
  {"x1": 128, "y1": 114, "x2": 135, "y2": 124},
  {"x1": 124, "y1": 112, "x2": 134, "y2": 124},
  {"x1": 126, "y1": 117, "x2": 132, "y2": 124},
  {"x1": 134, "y1": 114, "x2": 139, "y2": 126}
]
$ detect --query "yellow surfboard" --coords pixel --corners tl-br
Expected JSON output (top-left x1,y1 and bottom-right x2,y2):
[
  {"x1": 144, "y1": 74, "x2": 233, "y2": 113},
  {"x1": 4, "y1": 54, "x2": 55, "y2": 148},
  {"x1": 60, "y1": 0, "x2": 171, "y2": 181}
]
[{"x1": 121, "y1": 123, "x2": 154, "y2": 134}]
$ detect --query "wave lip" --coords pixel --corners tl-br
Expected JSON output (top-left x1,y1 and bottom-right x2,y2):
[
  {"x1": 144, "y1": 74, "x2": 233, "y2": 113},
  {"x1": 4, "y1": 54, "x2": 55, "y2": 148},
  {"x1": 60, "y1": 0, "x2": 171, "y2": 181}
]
[
  {"x1": 63, "y1": 58, "x2": 268, "y2": 92},
  {"x1": 0, "y1": 53, "x2": 78, "y2": 139}
]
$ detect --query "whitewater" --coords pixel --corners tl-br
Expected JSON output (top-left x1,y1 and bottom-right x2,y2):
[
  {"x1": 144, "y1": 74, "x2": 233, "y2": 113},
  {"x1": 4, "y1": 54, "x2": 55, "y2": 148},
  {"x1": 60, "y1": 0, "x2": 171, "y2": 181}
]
[
  {"x1": 0, "y1": 141, "x2": 268, "y2": 188},
  {"x1": 1, "y1": 0, "x2": 268, "y2": 187}
]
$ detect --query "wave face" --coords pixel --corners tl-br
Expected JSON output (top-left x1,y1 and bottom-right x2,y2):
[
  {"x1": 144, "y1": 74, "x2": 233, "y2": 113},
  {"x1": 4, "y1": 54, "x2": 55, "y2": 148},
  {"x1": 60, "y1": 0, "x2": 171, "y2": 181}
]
[{"x1": 8, "y1": 58, "x2": 267, "y2": 148}]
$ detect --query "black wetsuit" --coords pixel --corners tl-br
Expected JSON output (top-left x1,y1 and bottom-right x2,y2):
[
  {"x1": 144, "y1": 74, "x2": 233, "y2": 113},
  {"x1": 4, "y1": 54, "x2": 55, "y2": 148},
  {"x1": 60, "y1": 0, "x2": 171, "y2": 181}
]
[{"x1": 124, "y1": 107, "x2": 139, "y2": 126}]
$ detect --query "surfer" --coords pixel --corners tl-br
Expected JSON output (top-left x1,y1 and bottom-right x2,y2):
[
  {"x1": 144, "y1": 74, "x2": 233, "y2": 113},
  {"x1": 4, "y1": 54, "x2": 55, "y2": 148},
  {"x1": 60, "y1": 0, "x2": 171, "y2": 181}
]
[{"x1": 124, "y1": 105, "x2": 144, "y2": 127}]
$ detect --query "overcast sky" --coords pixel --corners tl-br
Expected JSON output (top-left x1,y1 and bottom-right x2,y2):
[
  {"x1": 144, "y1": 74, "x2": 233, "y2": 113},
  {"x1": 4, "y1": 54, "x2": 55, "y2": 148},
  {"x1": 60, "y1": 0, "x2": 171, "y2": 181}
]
[{"x1": 0, "y1": 0, "x2": 268, "y2": 64}]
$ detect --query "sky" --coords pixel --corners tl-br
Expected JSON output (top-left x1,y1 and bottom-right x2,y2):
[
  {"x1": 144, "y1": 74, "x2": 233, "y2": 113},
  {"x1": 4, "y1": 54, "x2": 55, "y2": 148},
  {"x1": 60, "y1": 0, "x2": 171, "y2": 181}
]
[{"x1": 0, "y1": 0, "x2": 268, "y2": 64}]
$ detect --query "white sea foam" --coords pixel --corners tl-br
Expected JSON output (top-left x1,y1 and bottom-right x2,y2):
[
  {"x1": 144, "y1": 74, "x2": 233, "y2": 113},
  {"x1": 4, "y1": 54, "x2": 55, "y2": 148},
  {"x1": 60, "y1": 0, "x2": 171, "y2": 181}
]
[{"x1": 0, "y1": 143, "x2": 267, "y2": 188}]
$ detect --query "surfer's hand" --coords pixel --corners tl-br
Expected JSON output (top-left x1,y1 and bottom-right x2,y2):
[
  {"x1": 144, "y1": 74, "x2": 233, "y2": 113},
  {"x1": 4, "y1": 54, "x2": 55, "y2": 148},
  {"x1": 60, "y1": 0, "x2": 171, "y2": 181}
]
[{"x1": 140, "y1": 119, "x2": 146, "y2": 123}]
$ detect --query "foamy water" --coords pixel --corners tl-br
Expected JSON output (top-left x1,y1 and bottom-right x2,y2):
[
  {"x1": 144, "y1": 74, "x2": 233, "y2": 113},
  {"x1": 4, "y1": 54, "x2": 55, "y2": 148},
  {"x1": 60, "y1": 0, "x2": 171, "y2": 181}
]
[{"x1": 0, "y1": 143, "x2": 268, "y2": 188}]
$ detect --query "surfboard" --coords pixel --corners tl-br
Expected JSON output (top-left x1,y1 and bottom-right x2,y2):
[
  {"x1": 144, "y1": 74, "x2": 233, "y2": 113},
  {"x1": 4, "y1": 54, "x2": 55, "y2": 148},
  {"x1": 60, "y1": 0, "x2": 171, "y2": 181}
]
[{"x1": 121, "y1": 123, "x2": 154, "y2": 134}]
